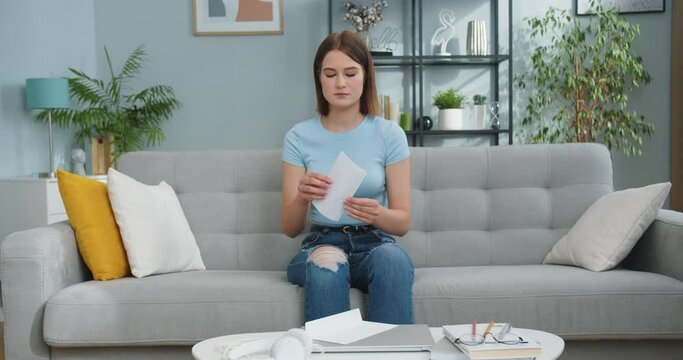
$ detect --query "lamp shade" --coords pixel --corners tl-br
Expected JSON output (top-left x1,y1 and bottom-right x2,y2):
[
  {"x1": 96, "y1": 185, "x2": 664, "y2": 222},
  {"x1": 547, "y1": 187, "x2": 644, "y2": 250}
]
[{"x1": 25, "y1": 77, "x2": 70, "y2": 109}]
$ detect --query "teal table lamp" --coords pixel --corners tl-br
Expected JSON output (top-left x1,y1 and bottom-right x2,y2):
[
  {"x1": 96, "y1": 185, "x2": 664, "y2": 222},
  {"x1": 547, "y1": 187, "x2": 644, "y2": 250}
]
[{"x1": 26, "y1": 77, "x2": 70, "y2": 178}]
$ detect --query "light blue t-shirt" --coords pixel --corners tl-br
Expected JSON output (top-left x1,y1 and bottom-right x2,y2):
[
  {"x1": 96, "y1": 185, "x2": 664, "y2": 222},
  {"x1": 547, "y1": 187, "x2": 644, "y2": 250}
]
[{"x1": 282, "y1": 115, "x2": 410, "y2": 226}]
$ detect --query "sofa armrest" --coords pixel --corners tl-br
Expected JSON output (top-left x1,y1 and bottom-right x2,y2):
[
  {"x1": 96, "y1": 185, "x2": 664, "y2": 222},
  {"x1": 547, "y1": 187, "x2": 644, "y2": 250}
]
[
  {"x1": 623, "y1": 209, "x2": 683, "y2": 282},
  {"x1": 1, "y1": 222, "x2": 89, "y2": 360}
]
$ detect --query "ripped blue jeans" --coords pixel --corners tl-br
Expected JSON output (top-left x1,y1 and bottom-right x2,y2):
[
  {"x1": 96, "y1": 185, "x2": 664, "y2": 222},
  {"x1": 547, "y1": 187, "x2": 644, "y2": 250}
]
[{"x1": 287, "y1": 226, "x2": 414, "y2": 324}]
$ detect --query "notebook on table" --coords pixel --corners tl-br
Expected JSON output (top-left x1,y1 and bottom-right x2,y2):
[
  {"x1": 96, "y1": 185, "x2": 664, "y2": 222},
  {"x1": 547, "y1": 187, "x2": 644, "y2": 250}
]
[{"x1": 443, "y1": 323, "x2": 542, "y2": 359}]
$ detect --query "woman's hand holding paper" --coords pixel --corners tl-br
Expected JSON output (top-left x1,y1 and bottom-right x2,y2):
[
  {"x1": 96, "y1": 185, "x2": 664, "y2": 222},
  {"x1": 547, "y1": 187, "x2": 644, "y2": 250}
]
[
  {"x1": 344, "y1": 197, "x2": 383, "y2": 225},
  {"x1": 298, "y1": 173, "x2": 333, "y2": 202}
]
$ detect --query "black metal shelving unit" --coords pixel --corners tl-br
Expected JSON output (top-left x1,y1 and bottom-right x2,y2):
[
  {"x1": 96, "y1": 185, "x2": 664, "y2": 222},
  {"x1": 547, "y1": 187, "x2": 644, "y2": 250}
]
[{"x1": 328, "y1": 0, "x2": 513, "y2": 146}]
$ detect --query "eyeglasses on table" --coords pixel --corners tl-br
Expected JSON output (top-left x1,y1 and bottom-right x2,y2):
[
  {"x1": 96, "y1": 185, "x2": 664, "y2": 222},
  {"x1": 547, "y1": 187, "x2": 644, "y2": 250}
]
[{"x1": 455, "y1": 331, "x2": 527, "y2": 346}]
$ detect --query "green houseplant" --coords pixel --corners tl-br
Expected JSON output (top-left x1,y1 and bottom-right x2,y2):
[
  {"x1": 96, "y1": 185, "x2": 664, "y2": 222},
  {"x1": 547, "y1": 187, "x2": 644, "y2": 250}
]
[
  {"x1": 433, "y1": 88, "x2": 467, "y2": 130},
  {"x1": 38, "y1": 44, "x2": 181, "y2": 167},
  {"x1": 514, "y1": 0, "x2": 653, "y2": 156},
  {"x1": 472, "y1": 94, "x2": 487, "y2": 129},
  {"x1": 433, "y1": 88, "x2": 466, "y2": 110}
]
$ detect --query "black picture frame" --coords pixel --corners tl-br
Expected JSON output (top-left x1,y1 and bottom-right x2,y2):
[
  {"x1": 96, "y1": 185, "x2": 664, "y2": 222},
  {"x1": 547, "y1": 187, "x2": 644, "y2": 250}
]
[{"x1": 575, "y1": 0, "x2": 665, "y2": 16}]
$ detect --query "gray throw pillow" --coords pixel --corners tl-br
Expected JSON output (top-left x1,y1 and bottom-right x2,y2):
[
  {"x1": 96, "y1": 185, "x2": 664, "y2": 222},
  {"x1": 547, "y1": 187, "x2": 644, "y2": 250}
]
[{"x1": 543, "y1": 182, "x2": 671, "y2": 272}]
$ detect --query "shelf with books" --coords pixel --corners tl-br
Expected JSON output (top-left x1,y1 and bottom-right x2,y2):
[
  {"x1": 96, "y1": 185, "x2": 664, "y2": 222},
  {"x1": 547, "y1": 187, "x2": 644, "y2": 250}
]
[{"x1": 328, "y1": 0, "x2": 513, "y2": 147}]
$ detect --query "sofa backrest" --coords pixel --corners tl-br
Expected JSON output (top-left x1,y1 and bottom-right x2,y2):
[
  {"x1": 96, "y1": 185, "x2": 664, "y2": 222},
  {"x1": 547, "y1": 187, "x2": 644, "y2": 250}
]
[
  {"x1": 117, "y1": 143, "x2": 612, "y2": 270},
  {"x1": 406, "y1": 143, "x2": 612, "y2": 267}
]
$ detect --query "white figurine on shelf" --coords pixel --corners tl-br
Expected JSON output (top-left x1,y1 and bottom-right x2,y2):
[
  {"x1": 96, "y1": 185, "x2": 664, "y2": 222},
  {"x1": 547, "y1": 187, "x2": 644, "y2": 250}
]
[
  {"x1": 431, "y1": 9, "x2": 456, "y2": 56},
  {"x1": 71, "y1": 148, "x2": 87, "y2": 176}
]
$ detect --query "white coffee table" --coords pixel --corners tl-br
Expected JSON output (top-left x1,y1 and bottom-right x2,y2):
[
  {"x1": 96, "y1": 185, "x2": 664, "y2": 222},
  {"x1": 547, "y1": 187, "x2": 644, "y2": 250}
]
[{"x1": 192, "y1": 327, "x2": 564, "y2": 360}]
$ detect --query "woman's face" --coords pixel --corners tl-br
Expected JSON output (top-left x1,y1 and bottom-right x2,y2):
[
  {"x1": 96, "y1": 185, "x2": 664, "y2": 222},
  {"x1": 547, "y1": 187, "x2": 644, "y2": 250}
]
[{"x1": 320, "y1": 50, "x2": 365, "y2": 112}]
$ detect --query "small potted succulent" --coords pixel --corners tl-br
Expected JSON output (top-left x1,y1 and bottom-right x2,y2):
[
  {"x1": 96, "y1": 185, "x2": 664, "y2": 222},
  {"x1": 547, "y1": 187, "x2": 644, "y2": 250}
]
[
  {"x1": 433, "y1": 88, "x2": 466, "y2": 130},
  {"x1": 472, "y1": 94, "x2": 487, "y2": 129}
]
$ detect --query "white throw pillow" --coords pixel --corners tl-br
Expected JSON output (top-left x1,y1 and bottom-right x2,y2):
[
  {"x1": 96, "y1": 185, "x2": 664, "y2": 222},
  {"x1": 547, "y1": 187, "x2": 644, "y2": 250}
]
[
  {"x1": 544, "y1": 182, "x2": 671, "y2": 272},
  {"x1": 107, "y1": 168, "x2": 205, "y2": 278}
]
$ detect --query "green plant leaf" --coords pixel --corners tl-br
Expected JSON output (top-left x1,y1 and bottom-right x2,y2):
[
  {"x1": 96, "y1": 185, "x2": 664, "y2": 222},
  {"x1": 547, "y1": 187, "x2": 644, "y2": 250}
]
[
  {"x1": 432, "y1": 88, "x2": 467, "y2": 109},
  {"x1": 514, "y1": 0, "x2": 653, "y2": 156},
  {"x1": 43, "y1": 44, "x2": 181, "y2": 163}
]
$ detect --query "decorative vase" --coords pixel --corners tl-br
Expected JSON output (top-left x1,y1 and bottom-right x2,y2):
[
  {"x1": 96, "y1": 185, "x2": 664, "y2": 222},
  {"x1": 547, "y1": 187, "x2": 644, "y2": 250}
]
[
  {"x1": 473, "y1": 104, "x2": 487, "y2": 129},
  {"x1": 91, "y1": 134, "x2": 114, "y2": 175},
  {"x1": 467, "y1": 20, "x2": 487, "y2": 55},
  {"x1": 438, "y1": 109, "x2": 464, "y2": 130},
  {"x1": 355, "y1": 30, "x2": 372, "y2": 49}
]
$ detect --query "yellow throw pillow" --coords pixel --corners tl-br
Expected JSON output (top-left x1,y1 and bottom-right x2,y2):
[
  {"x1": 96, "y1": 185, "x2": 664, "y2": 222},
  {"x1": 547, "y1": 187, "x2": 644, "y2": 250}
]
[{"x1": 57, "y1": 169, "x2": 130, "y2": 280}]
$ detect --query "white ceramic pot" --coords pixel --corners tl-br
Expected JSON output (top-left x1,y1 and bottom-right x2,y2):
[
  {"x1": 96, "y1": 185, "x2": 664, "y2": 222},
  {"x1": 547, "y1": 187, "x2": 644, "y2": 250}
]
[
  {"x1": 473, "y1": 105, "x2": 486, "y2": 129},
  {"x1": 438, "y1": 108, "x2": 464, "y2": 130}
]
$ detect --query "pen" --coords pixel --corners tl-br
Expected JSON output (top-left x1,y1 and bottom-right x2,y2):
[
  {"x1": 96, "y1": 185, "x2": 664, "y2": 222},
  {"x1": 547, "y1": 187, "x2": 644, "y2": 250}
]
[{"x1": 483, "y1": 320, "x2": 495, "y2": 336}]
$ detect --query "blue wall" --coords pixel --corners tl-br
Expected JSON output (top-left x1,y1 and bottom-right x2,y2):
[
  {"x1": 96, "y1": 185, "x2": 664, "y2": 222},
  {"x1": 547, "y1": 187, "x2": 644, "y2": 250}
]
[
  {"x1": 0, "y1": 0, "x2": 97, "y2": 177},
  {"x1": 93, "y1": 0, "x2": 326, "y2": 152},
  {"x1": 0, "y1": 0, "x2": 672, "y2": 192}
]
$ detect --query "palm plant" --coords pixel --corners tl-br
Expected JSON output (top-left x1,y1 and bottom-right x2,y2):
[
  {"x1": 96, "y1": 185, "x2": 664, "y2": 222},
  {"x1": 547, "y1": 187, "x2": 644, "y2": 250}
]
[{"x1": 37, "y1": 44, "x2": 181, "y2": 163}]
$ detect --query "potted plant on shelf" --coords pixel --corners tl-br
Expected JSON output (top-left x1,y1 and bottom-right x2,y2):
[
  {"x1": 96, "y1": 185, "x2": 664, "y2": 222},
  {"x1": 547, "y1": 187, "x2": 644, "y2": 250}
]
[
  {"x1": 433, "y1": 88, "x2": 466, "y2": 130},
  {"x1": 514, "y1": 0, "x2": 653, "y2": 156},
  {"x1": 37, "y1": 44, "x2": 181, "y2": 173},
  {"x1": 472, "y1": 94, "x2": 487, "y2": 129}
]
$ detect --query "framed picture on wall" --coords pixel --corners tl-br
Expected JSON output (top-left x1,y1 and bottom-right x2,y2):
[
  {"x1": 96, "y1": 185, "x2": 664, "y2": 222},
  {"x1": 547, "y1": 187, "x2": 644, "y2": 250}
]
[
  {"x1": 193, "y1": 0, "x2": 284, "y2": 35},
  {"x1": 576, "y1": 0, "x2": 665, "y2": 15}
]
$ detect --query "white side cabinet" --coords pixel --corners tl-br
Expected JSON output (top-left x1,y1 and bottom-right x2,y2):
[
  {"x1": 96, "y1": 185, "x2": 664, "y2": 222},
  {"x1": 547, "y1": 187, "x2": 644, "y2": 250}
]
[{"x1": 0, "y1": 176, "x2": 107, "y2": 241}]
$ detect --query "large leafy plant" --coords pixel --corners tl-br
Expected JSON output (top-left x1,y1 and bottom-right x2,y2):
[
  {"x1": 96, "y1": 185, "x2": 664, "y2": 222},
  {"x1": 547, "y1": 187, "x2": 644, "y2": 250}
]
[
  {"x1": 514, "y1": 0, "x2": 653, "y2": 156},
  {"x1": 38, "y1": 44, "x2": 181, "y2": 163}
]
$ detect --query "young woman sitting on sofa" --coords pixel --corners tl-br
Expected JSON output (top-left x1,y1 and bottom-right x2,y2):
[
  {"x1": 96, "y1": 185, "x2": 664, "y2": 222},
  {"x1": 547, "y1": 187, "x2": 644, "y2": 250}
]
[{"x1": 280, "y1": 31, "x2": 414, "y2": 324}]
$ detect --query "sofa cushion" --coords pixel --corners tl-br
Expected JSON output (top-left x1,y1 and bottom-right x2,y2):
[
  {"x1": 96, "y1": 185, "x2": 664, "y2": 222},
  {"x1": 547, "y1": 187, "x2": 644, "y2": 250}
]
[
  {"x1": 544, "y1": 182, "x2": 671, "y2": 271},
  {"x1": 56, "y1": 169, "x2": 130, "y2": 281},
  {"x1": 44, "y1": 265, "x2": 683, "y2": 346},
  {"x1": 413, "y1": 265, "x2": 683, "y2": 339},
  {"x1": 43, "y1": 271, "x2": 366, "y2": 347},
  {"x1": 107, "y1": 168, "x2": 206, "y2": 278}
]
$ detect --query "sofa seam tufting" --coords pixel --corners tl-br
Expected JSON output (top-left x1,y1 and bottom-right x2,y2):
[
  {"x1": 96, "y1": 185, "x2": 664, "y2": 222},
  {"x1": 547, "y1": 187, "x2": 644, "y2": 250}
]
[{"x1": 486, "y1": 147, "x2": 492, "y2": 265}]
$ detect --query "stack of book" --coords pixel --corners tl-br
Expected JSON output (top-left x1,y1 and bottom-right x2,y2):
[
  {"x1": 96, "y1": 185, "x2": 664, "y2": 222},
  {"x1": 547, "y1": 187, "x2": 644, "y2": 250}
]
[{"x1": 442, "y1": 323, "x2": 542, "y2": 360}]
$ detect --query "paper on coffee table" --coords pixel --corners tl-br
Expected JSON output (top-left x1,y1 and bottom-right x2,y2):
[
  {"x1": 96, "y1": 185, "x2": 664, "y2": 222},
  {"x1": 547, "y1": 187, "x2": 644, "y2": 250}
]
[
  {"x1": 305, "y1": 309, "x2": 396, "y2": 345},
  {"x1": 312, "y1": 151, "x2": 366, "y2": 221}
]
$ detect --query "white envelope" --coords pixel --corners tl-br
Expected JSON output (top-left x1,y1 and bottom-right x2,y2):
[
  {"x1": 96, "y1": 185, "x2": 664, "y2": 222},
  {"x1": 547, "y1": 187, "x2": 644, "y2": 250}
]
[
  {"x1": 312, "y1": 151, "x2": 366, "y2": 221},
  {"x1": 305, "y1": 309, "x2": 396, "y2": 345}
]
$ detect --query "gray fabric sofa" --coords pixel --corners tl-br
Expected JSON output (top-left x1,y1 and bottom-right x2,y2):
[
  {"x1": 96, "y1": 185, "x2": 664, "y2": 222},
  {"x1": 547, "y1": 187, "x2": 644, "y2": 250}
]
[{"x1": 2, "y1": 143, "x2": 683, "y2": 360}]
